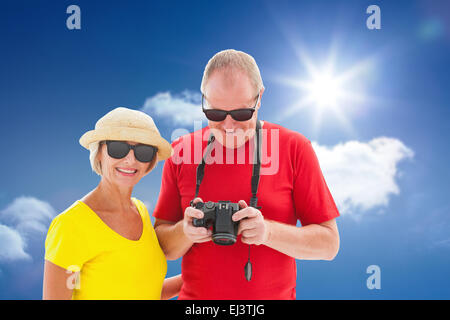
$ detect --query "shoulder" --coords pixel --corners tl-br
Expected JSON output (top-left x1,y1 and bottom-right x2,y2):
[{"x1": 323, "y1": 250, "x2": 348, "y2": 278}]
[
  {"x1": 45, "y1": 201, "x2": 95, "y2": 269},
  {"x1": 131, "y1": 198, "x2": 155, "y2": 228},
  {"x1": 262, "y1": 121, "x2": 317, "y2": 172},
  {"x1": 131, "y1": 197, "x2": 148, "y2": 214},
  {"x1": 263, "y1": 121, "x2": 310, "y2": 148},
  {"x1": 47, "y1": 201, "x2": 89, "y2": 234},
  {"x1": 45, "y1": 201, "x2": 91, "y2": 252}
]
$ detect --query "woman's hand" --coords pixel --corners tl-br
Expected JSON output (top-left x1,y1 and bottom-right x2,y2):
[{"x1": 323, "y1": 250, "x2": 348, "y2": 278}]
[{"x1": 161, "y1": 274, "x2": 183, "y2": 300}]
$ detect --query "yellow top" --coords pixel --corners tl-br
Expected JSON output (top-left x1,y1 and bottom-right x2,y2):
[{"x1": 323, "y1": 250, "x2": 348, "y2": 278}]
[{"x1": 44, "y1": 198, "x2": 167, "y2": 300}]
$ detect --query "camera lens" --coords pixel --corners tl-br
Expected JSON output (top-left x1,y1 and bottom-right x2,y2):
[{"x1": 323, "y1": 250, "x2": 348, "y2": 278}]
[{"x1": 213, "y1": 233, "x2": 236, "y2": 245}]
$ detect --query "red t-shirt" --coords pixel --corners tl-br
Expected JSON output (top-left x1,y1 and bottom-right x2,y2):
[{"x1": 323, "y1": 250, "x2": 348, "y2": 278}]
[{"x1": 153, "y1": 121, "x2": 339, "y2": 299}]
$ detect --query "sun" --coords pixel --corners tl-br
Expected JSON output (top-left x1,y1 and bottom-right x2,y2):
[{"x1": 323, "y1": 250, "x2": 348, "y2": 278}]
[
  {"x1": 308, "y1": 72, "x2": 342, "y2": 109},
  {"x1": 275, "y1": 45, "x2": 375, "y2": 135}
]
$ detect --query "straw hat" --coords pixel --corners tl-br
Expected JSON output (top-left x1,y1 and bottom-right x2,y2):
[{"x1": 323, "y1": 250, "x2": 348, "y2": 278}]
[{"x1": 79, "y1": 107, "x2": 173, "y2": 160}]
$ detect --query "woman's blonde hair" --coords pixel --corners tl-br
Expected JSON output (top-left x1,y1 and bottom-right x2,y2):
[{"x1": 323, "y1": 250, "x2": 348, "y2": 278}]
[
  {"x1": 200, "y1": 49, "x2": 264, "y2": 95},
  {"x1": 89, "y1": 141, "x2": 157, "y2": 176}
]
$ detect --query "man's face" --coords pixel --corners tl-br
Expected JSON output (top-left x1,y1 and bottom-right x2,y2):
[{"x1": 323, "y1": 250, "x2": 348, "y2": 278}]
[{"x1": 203, "y1": 69, "x2": 263, "y2": 149}]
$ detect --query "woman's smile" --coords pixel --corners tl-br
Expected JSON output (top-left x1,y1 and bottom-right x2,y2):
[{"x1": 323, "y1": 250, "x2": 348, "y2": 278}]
[{"x1": 115, "y1": 167, "x2": 138, "y2": 176}]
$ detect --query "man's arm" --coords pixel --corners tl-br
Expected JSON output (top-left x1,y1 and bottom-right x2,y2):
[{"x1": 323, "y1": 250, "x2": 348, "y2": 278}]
[
  {"x1": 154, "y1": 219, "x2": 194, "y2": 260},
  {"x1": 233, "y1": 200, "x2": 340, "y2": 261},
  {"x1": 264, "y1": 218, "x2": 339, "y2": 261},
  {"x1": 154, "y1": 198, "x2": 212, "y2": 260}
]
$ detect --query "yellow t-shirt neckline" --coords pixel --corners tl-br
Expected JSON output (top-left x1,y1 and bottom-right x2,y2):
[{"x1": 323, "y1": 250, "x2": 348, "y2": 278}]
[{"x1": 76, "y1": 197, "x2": 145, "y2": 243}]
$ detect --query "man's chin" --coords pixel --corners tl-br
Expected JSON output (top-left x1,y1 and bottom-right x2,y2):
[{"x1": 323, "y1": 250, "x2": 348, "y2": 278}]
[{"x1": 216, "y1": 135, "x2": 247, "y2": 149}]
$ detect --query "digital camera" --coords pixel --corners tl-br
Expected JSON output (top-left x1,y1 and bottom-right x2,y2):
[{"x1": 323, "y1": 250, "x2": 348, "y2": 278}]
[{"x1": 192, "y1": 201, "x2": 240, "y2": 245}]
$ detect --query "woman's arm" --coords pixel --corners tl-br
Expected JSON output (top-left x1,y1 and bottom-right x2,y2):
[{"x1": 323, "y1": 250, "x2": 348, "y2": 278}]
[
  {"x1": 160, "y1": 274, "x2": 183, "y2": 300},
  {"x1": 42, "y1": 260, "x2": 74, "y2": 300}
]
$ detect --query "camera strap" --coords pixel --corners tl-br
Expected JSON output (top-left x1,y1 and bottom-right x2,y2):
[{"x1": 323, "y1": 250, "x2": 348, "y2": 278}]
[
  {"x1": 192, "y1": 120, "x2": 262, "y2": 282},
  {"x1": 250, "y1": 119, "x2": 262, "y2": 209},
  {"x1": 193, "y1": 119, "x2": 262, "y2": 206},
  {"x1": 193, "y1": 133, "x2": 215, "y2": 201}
]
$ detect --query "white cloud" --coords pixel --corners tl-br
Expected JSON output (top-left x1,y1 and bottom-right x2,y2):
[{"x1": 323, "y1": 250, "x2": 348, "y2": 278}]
[
  {"x1": 312, "y1": 137, "x2": 414, "y2": 218},
  {"x1": 0, "y1": 225, "x2": 31, "y2": 261},
  {"x1": 0, "y1": 196, "x2": 55, "y2": 263},
  {"x1": 141, "y1": 90, "x2": 204, "y2": 126}
]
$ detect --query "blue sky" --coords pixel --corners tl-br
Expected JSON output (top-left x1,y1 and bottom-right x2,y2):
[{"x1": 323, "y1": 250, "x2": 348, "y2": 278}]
[{"x1": 1, "y1": 0, "x2": 449, "y2": 299}]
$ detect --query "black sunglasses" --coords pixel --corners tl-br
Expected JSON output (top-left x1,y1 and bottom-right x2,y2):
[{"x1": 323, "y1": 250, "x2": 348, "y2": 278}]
[
  {"x1": 103, "y1": 141, "x2": 158, "y2": 163},
  {"x1": 202, "y1": 93, "x2": 260, "y2": 122}
]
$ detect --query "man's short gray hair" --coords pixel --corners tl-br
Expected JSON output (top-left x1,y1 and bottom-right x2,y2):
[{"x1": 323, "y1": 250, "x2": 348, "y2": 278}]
[
  {"x1": 200, "y1": 49, "x2": 264, "y2": 95},
  {"x1": 88, "y1": 141, "x2": 157, "y2": 176}
]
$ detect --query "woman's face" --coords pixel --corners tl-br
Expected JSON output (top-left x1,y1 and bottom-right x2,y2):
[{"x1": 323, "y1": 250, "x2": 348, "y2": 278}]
[{"x1": 97, "y1": 141, "x2": 153, "y2": 188}]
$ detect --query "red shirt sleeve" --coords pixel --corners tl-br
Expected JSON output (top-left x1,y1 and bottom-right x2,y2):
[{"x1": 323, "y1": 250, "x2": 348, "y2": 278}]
[
  {"x1": 293, "y1": 138, "x2": 340, "y2": 226},
  {"x1": 152, "y1": 156, "x2": 183, "y2": 223}
]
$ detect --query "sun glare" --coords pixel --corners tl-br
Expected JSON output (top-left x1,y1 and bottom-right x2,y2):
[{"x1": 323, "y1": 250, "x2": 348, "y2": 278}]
[
  {"x1": 275, "y1": 44, "x2": 375, "y2": 136},
  {"x1": 309, "y1": 73, "x2": 342, "y2": 109}
]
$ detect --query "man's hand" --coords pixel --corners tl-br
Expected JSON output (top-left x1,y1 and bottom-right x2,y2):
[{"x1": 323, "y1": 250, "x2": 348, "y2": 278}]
[
  {"x1": 232, "y1": 200, "x2": 271, "y2": 245},
  {"x1": 183, "y1": 197, "x2": 212, "y2": 244}
]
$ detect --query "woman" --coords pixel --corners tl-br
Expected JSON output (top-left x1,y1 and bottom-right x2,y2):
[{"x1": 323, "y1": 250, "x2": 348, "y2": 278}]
[{"x1": 43, "y1": 107, "x2": 181, "y2": 300}]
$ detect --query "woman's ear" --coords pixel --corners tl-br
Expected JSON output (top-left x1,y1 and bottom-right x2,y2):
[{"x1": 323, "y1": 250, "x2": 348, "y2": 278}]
[{"x1": 97, "y1": 143, "x2": 105, "y2": 175}]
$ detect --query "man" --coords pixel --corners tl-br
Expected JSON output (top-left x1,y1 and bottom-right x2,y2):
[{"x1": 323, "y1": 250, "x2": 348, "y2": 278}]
[{"x1": 153, "y1": 49, "x2": 340, "y2": 299}]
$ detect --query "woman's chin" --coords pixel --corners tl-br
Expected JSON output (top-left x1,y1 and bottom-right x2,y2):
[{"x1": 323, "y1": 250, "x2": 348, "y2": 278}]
[{"x1": 111, "y1": 172, "x2": 140, "y2": 188}]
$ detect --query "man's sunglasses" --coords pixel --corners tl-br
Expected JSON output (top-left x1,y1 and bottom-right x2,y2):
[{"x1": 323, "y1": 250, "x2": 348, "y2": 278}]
[
  {"x1": 202, "y1": 93, "x2": 260, "y2": 122},
  {"x1": 103, "y1": 141, "x2": 158, "y2": 163}
]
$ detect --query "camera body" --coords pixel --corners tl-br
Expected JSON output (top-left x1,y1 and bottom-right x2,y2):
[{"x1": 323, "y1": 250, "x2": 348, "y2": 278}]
[{"x1": 192, "y1": 200, "x2": 240, "y2": 245}]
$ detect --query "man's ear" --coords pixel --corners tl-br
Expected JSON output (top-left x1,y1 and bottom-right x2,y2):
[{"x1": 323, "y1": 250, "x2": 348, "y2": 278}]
[{"x1": 257, "y1": 87, "x2": 265, "y2": 109}]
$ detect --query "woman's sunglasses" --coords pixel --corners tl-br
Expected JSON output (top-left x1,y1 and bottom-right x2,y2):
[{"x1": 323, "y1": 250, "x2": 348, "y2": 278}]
[
  {"x1": 202, "y1": 93, "x2": 260, "y2": 122},
  {"x1": 103, "y1": 141, "x2": 157, "y2": 163}
]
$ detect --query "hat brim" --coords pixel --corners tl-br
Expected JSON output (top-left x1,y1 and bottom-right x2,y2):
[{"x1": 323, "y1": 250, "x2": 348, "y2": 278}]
[{"x1": 79, "y1": 126, "x2": 173, "y2": 161}]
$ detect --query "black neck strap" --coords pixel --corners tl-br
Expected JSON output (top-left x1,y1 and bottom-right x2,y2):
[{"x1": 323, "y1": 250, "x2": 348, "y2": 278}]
[{"x1": 193, "y1": 120, "x2": 262, "y2": 209}]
